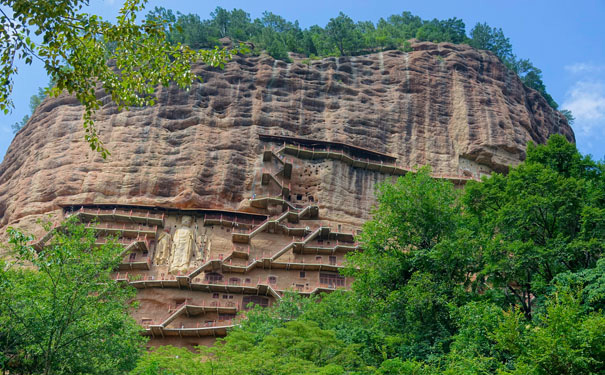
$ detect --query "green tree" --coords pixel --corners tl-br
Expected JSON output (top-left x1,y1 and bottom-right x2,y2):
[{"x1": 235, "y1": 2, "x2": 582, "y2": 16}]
[
  {"x1": 308, "y1": 25, "x2": 331, "y2": 56},
  {"x1": 493, "y1": 291, "x2": 605, "y2": 375},
  {"x1": 128, "y1": 136, "x2": 604, "y2": 374},
  {"x1": 1, "y1": 0, "x2": 242, "y2": 157},
  {"x1": 325, "y1": 12, "x2": 361, "y2": 56},
  {"x1": 10, "y1": 114, "x2": 29, "y2": 134},
  {"x1": 120, "y1": 7, "x2": 566, "y2": 110},
  {"x1": 347, "y1": 167, "x2": 462, "y2": 303},
  {"x1": 415, "y1": 18, "x2": 467, "y2": 44},
  {"x1": 132, "y1": 320, "x2": 364, "y2": 375},
  {"x1": 555, "y1": 258, "x2": 605, "y2": 311},
  {"x1": 232, "y1": 291, "x2": 318, "y2": 344},
  {"x1": 469, "y1": 22, "x2": 514, "y2": 63},
  {"x1": 375, "y1": 12, "x2": 423, "y2": 49},
  {"x1": 438, "y1": 301, "x2": 511, "y2": 374},
  {"x1": 11, "y1": 81, "x2": 52, "y2": 134},
  {"x1": 252, "y1": 12, "x2": 304, "y2": 61},
  {"x1": 561, "y1": 109, "x2": 575, "y2": 125},
  {"x1": 295, "y1": 290, "x2": 386, "y2": 367},
  {"x1": 201, "y1": 320, "x2": 363, "y2": 374},
  {"x1": 210, "y1": 7, "x2": 230, "y2": 38},
  {"x1": 464, "y1": 135, "x2": 604, "y2": 319},
  {"x1": 438, "y1": 290, "x2": 605, "y2": 375},
  {"x1": 375, "y1": 358, "x2": 433, "y2": 375},
  {"x1": 510, "y1": 59, "x2": 558, "y2": 109},
  {"x1": 356, "y1": 20, "x2": 376, "y2": 51},
  {"x1": 344, "y1": 167, "x2": 470, "y2": 360},
  {"x1": 524, "y1": 134, "x2": 598, "y2": 180},
  {"x1": 0, "y1": 218, "x2": 145, "y2": 375},
  {"x1": 208, "y1": 7, "x2": 255, "y2": 43},
  {"x1": 129, "y1": 346, "x2": 200, "y2": 375}
]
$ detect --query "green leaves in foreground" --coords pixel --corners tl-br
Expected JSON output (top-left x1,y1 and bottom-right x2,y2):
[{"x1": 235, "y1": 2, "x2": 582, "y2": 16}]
[
  {"x1": 1, "y1": 0, "x2": 246, "y2": 157},
  {"x1": 464, "y1": 135, "x2": 605, "y2": 319},
  {"x1": 0, "y1": 218, "x2": 146, "y2": 375},
  {"x1": 130, "y1": 136, "x2": 604, "y2": 375},
  {"x1": 131, "y1": 320, "x2": 364, "y2": 375}
]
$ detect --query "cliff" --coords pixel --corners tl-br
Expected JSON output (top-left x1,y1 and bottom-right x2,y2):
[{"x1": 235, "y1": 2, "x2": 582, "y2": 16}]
[{"x1": 0, "y1": 41, "x2": 574, "y2": 234}]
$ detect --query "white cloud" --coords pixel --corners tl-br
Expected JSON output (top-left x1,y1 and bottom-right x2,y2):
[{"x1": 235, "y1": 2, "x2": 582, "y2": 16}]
[
  {"x1": 562, "y1": 81, "x2": 605, "y2": 135},
  {"x1": 565, "y1": 63, "x2": 605, "y2": 74}
]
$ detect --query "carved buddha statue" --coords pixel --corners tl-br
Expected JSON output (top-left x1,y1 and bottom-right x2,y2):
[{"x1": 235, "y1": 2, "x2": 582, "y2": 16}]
[
  {"x1": 154, "y1": 231, "x2": 171, "y2": 266},
  {"x1": 169, "y1": 216, "x2": 195, "y2": 274}
]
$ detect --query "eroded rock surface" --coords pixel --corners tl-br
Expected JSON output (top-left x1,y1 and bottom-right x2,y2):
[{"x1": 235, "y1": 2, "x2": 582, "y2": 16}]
[{"x1": 0, "y1": 41, "x2": 574, "y2": 235}]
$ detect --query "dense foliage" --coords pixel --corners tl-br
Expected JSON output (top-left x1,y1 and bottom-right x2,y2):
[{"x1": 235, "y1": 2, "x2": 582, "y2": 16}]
[
  {"x1": 1, "y1": 0, "x2": 241, "y2": 157},
  {"x1": 147, "y1": 7, "x2": 560, "y2": 109},
  {"x1": 0, "y1": 218, "x2": 146, "y2": 375},
  {"x1": 134, "y1": 135, "x2": 605, "y2": 374}
]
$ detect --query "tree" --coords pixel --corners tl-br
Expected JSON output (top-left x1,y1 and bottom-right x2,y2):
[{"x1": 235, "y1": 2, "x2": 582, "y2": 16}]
[
  {"x1": 10, "y1": 114, "x2": 28, "y2": 134},
  {"x1": 224, "y1": 8, "x2": 255, "y2": 42},
  {"x1": 356, "y1": 20, "x2": 376, "y2": 51},
  {"x1": 299, "y1": 291, "x2": 387, "y2": 367},
  {"x1": 436, "y1": 290, "x2": 605, "y2": 375},
  {"x1": 131, "y1": 321, "x2": 363, "y2": 375},
  {"x1": 561, "y1": 109, "x2": 575, "y2": 126},
  {"x1": 1, "y1": 0, "x2": 243, "y2": 158},
  {"x1": 333, "y1": 136, "x2": 603, "y2": 369},
  {"x1": 208, "y1": 7, "x2": 229, "y2": 38},
  {"x1": 325, "y1": 12, "x2": 361, "y2": 56},
  {"x1": 344, "y1": 167, "x2": 470, "y2": 360},
  {"x1": 556, "y1": 258, "x2": 605, "y2": 311},
  {"x1": 125, "y1": 136, "x2": 604, "y2": 374},
  {"x1": 510, "y1": 59, "x2": 559, "y2": 109},
  {"x1": 202, "y1": 320, "x2": 363, "y2": 375},
  {"x1": 346, "y1": 167, "x2": 462, "y2": 301},
  {"x1": 232, "y1": 291, "x2": 318, "y2": 344},
  {"x1": 493, "y1": 291, "x2": 605, "y2": 375},
  {"x1": 524, "y1": 134, "x2": 598, "y2": 180},
  {"x1": 0, "y1": 218, "x2": 146, "y2": 375},
  {"x1": 129, "y1": 346, "x2": 200, "y2": 375},
  {"x1": 11, "y1": 81, "x2": 52, "y2": 134},
  {"x1": 139, "y1": 7, "x2": 564, "y2": 110},
  {"x1": 469, "y1": 22, "x2": 514, "y2": 64},
  {"x1": 376, "y1": 11, "x2": 423, "y2": 48},
  {"x1": 464, "y1": 135, "x2": 604, "y2": 319},
  {"x1": 415, "y1": 18, "x2": 467, "y2": 44},
  {"x1": 252, "y1": 12, "x2": 303, "y2": 61},
  {"x1": 308, "y1": 25, "x2": 331, "y2": 56}
]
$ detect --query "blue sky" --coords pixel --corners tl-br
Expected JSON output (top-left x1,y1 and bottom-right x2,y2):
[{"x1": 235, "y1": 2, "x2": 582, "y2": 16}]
[{"x1": 1, "y1": 0, "x2": 604, "y2": 161}]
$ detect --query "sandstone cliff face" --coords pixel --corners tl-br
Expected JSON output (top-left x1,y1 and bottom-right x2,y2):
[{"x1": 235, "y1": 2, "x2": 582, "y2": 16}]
[{"x1": 0, "y1": 41, "x2": 574, "y2": 234}]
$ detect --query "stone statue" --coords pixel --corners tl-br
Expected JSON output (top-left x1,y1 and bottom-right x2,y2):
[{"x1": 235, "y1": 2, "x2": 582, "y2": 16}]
[
  {"x1": 155, "y1": 231, "x2": 171, "y2": 265},
  {"x1": 169, "y1": 216, "x2": 195, "y2": 274}
]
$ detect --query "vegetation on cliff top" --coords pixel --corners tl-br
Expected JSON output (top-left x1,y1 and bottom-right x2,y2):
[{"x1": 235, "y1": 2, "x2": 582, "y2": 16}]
[
  {"x1": 134, "y1": 135, "x2": 605, "y2": 374},
  {"x1": 147, "y1": 7, "x2": 562, "y2": 111},
  {"x1": 5, "y1": 3, "x2": 571, "y2": 140}
]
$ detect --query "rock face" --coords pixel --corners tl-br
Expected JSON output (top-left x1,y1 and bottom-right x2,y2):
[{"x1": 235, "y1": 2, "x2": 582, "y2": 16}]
[
  {"x1": 0, "y1": 41, "x2": 574, "y2": 348},
  {"x1": 0, "y1": 41, "x2": 573, "y2": 233}
]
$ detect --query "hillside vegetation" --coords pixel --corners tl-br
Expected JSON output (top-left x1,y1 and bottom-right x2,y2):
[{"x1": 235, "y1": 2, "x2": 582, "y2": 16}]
[
  {"x1": 147, "y1": 7, "x2": 561, "y2": 110},
  {"x1": 133, "y1": 135, "x2": 605, "y2": 374},
  {"x1": 2, "y1": 136, "x2": 600, "y2": 374},
  {"x1": 12, "y1": 8, "x2": 571, "y2": 135}
]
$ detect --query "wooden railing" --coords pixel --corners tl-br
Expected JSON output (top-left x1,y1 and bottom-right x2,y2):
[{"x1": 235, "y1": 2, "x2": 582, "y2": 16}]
[
  {"x1": 68, "y1": 206, "x2": 165, "y2": 222},
  {"x1": 281, "y1": 143, "x2": 481, "y2": 182}
]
